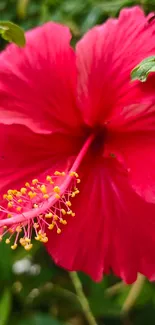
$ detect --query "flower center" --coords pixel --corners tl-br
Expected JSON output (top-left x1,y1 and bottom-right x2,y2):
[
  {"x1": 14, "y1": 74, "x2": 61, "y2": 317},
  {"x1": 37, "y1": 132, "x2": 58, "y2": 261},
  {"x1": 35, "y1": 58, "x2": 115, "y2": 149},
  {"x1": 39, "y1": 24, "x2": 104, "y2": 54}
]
[
  {"x1": 90, "y1": 127, "x2": 106, "y2": 156},
  {"x1": 0, "y1": 134, "x2": 94, "y2": 251}
]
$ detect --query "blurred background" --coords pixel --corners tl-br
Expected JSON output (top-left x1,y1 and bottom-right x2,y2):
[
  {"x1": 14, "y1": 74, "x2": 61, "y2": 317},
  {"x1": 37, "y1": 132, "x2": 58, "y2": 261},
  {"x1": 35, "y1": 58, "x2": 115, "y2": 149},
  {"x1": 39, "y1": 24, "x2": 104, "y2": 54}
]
[{"x1": 1, "y1": 1, "x2": 155, "y2": 325}]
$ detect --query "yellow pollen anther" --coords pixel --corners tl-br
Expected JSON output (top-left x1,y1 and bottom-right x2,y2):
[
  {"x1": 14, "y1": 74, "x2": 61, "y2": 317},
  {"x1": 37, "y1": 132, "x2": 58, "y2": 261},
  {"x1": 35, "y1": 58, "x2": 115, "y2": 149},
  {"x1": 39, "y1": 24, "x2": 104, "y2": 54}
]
[
  {"x1": 5, "y1": 239, "x2": 10, "y2": 244},
  {"x1": 77, "y1": 179, "x2": 81, "y2": 183},
  {"x1": 11, "y1": 244, "x2": 17, "y2": 250},
  {"x1": 24, "y1": 244, "x2": 33, "y2": 251},
  {"x1": 66, "y1": 201, "x2": 71, "y2": 207},
  {"x1": 53, "y1": 186, "x2": 60, "y2": 194},
  {"x1": 74, "y1": 190, "x2": 80, "y2": 195},
  {"x1": 57, "y1": 228, "x2": 61, "y2": 234},
  {"x1": 69, "y1": 172, "x2": 74, "y2": 177},
  {"x1": 40, "y1": 236, "x2": 48, "y2": 243},
  {"x1": 48, "y1": 224, "x2": 55, "y2": 230},
  {"x1": 55, "y1": 194, "x2": 60, "y2": 199},
  {"x1": 35, "y1": 236, "x2": 40, "y2": 241},
  {"x1": 17, "y1": 199, "x2": 22, "y2": 203},
  {"x1": 43, "y1": 194, "x2": 49, "y2": 199},
  {"x1": 28, "y1": 191, "x2": 33, "y2": 197},
  {"x1": 28, "y1": 191, "x2": 36, "y2": 199},
  {"x1": 3, "y1": 194, "x2": 7, "y2": 199},
  {"x1": 53, "y1": 215, "x2": 58, "y2": 221},
  {"x1": 54, "y1": 171, "x2": 61, "y2": 176},
  {"x1": 7, "y1": 194, "x2": 13, "y2": 201},
  {"x1": 12, "y1": 190, "x2": 18, "y2": 195},
  {"x1": 45, "y1": 212, "x2": 53, "y2": 218},
  {"x1": 61, "y1": 209, "x2": 66, "y2": 215},
  {"x1": 16, "y1": 192, "x2": 22, "y2": 198},
  {"x1": 32, "y1": 179, "x2": 38, "y2": 185},
  {"x1": 7, "y1": 213, "x2": 12, "y2": 218},
  {"x1": 7, "y1": 189, "x2": 13, "y2": 195},
  {"x1": 71, "y1": 213, "x2": 75, "y2": 217},
  {"x1": 25, "y1": 237, "x2": 31, "y2": 243},
  {"x1": 16, "y1": 206, "x2": 22, "y2": 212},
  {"x1": 60, "y1": 218, "x2": 67, "y2": 225},
  {"x1": 20, "y1": 238, "x2": 26, "y2": 246},
  {"x1": 69, "y1": 171, "x2": 78, "y2": 177},
  {"x1": 20, "y1": 187, "x2": 27, "y2": 194},
  {"x1": 46, "y1": 175, "x2": 51, "y2": 181},
  {"x1": 8, "y1": 202, "x2": 13, "y2": 208},
  {"x1": 40, "y1": 185, "x2": 47, "y2": 194},
  {"x1": 16, "y1": 226, "x2": 22, "y2": 233},
  {"x1": 33, "y1": 204, "x2": 38, "y2": 208},
  {"x1": 67, "y1": 210, "x2": 72, "y2": 215},
  {"x1": 54, "y1": 171, "x2": 66, "y2": 176}
]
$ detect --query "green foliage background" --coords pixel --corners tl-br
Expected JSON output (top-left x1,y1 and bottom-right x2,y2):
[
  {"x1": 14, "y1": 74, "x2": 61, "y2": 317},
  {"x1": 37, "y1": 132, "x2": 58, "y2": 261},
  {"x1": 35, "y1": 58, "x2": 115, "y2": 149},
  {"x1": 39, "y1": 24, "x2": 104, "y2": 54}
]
[{"x1": 1, "y1": 1, "x2": 155, "y2": 325}]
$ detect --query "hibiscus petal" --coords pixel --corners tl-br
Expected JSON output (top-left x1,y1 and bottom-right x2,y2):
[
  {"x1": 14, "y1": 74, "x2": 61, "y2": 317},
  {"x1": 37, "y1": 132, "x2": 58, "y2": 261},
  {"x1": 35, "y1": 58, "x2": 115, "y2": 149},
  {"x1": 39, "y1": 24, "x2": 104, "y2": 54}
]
[
  {"x1": 46, "y1": 158, "x2": 110, "y2": 281},
  {"x1": 124, "y1": 136, "x2": 155, "y2": 203},
  {"x1": 106, "y1": 133, "x2": 155, "y2": 203},
  {"x1": 46, "y1": 158, "x2": 155, "y2": 283},
  {"x1": 0, "y1": 123, "x2": 83, "y2": 196},
  {"x1": 106, "y1": 160, "x2": 155, "y2": 283},
  {"x1": 0, "y1": 22, "x2": 82, "y2": 134},
  {"x1": 76, "y1": 6, "x2": 155, "y2": 126},
  {"x1": 102, "y1": 101, "x2": 155, "y2": 203}
]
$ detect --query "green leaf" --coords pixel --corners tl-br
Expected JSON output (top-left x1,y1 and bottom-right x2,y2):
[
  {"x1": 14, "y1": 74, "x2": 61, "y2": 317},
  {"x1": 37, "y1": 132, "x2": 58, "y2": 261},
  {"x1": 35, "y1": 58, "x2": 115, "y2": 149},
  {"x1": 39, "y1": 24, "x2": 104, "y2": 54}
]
[
  {"x1": 0, "y1": 240, "x2": 13, "y2": 284},
  {"x1": 0, "y1": 21, "x2": 25, "y2": 47},
  {"x1": 131, "y1": 56, "x2": 155, "y2": 82},
  {"x1": 0, "y1": 289, "x2": 11, "y2": 325}
]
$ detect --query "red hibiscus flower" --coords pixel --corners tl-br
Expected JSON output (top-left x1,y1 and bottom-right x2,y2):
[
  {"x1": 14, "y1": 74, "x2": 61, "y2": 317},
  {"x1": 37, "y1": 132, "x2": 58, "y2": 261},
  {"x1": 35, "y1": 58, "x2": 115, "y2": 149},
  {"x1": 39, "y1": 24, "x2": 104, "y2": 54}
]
[{"x1": 0, "y1": 6, "x2": 155, "y2": 284}]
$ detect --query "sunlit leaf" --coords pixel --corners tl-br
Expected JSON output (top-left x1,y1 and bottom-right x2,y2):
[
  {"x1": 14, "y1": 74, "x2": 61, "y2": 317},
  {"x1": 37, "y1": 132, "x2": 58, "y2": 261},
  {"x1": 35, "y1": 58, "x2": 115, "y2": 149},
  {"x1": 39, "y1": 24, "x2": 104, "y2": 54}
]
[
  {"x1": 131, "y1": 56, "x2": 155, "y2": 82},
  {"x1": 0, "y1": 21, "x2": 25, "y2": 46}
]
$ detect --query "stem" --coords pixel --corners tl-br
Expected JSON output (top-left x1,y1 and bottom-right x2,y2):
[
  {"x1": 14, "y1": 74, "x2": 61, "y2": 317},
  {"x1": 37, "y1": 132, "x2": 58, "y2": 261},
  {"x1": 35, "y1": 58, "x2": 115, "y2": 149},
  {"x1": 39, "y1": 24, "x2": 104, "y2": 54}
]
[
  {"x1": 121, "y1": 274, "x2": 145, "y2": 315},
  {"x1": 105, "y1": 281, "x2": 125, "y2": 296},
  {"x1": 70, "y1": 272, "x2": 98, "y2": 325}
]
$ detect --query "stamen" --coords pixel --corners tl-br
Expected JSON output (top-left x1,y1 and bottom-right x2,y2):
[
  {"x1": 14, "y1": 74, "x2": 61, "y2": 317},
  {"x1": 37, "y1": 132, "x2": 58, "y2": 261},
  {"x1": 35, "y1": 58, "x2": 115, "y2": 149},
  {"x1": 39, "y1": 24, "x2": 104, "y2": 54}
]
[
  {"x1": 0, "y1": 134, "x2": 94, "y2": 251},
  {"x1": 0, "y1": 170, "x2": 80, "y2": 250}
]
